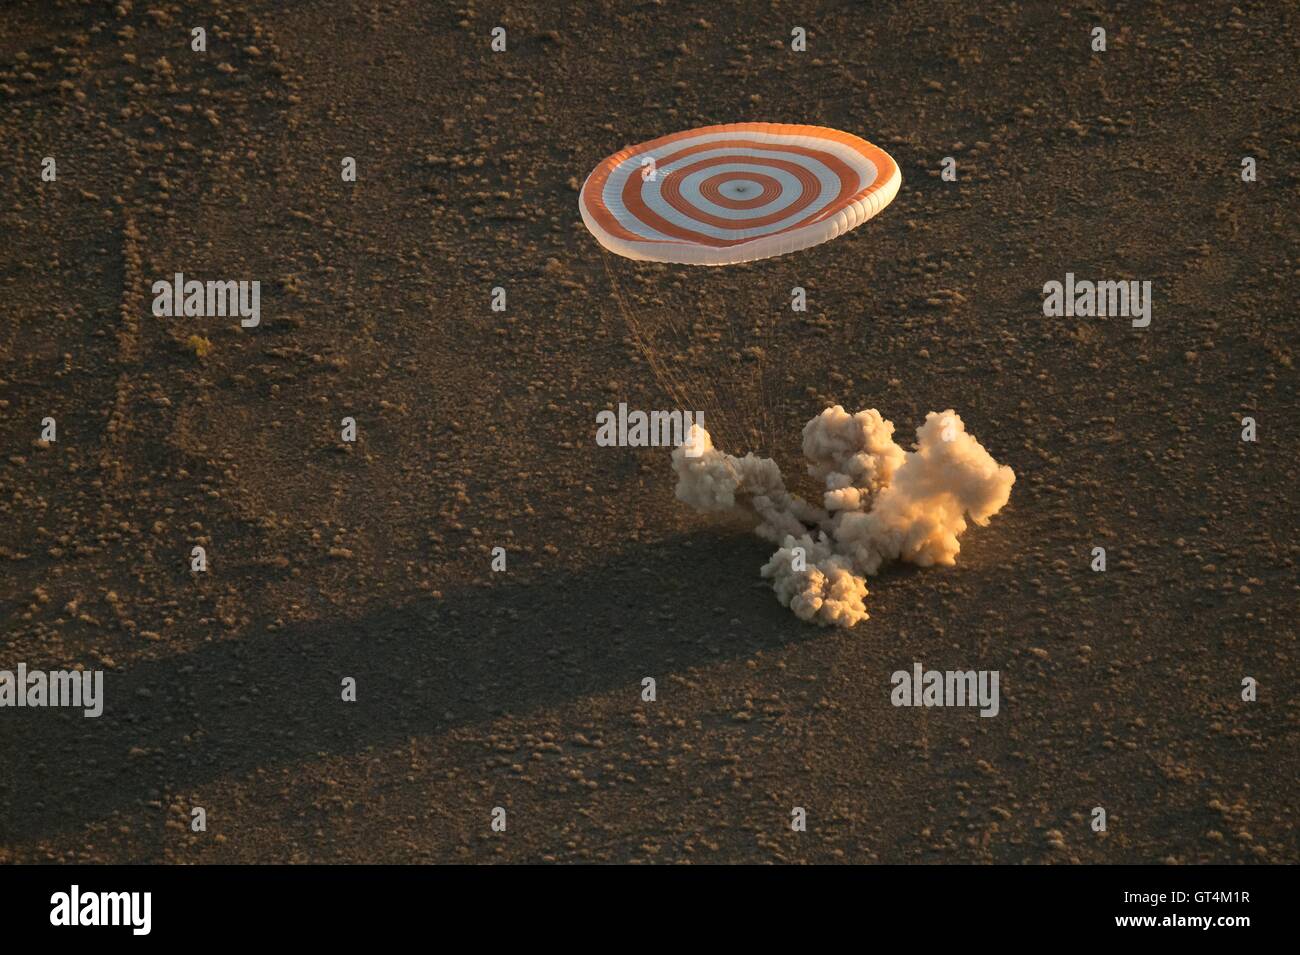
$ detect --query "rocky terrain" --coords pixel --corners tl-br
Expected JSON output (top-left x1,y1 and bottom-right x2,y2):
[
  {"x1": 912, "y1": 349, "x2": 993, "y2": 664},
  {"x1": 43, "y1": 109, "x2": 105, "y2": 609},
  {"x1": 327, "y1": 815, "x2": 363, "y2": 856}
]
[{"x1": 1, "y1": 0, "x2": 1296, "y2": 863}]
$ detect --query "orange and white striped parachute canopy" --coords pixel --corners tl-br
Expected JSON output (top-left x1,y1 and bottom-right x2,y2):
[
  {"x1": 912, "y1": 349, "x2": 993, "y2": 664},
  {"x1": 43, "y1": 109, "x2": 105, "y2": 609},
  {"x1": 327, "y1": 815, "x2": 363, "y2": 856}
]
[{"x1": 579, "y1": 122, "x2": 901, "y2": 266}]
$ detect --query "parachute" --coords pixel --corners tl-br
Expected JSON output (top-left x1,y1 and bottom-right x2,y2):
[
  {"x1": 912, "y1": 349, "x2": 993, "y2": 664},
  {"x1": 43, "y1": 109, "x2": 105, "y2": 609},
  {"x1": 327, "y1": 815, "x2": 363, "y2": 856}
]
[
  {"x1": 579, "y1": 122, "x2": 900, "y2": 265},
  {"x1": 581, "y1": 123, "x2": 902, "y2": 461}
]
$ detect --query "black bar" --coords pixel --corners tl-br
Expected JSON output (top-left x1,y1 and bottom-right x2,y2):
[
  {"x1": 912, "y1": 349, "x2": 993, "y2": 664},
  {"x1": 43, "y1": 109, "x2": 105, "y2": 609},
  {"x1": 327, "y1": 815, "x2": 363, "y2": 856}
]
[{"x1": 0, "y1": 864, "x2": 1280, "y2": 940}]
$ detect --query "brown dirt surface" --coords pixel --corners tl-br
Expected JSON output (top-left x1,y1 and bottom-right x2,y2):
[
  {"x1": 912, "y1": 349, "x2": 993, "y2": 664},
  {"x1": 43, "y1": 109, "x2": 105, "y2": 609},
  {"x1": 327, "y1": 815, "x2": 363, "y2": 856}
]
[{"x1": 1, "y1": 0, "x2": 1296, "y2": 863}]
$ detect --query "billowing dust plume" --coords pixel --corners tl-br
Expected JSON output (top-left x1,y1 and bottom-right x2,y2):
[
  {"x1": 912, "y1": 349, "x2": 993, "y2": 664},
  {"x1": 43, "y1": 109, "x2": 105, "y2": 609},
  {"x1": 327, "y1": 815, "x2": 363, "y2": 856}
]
[{"x1": 671, "y1": 406, "x2": 1015, "y2": 627}]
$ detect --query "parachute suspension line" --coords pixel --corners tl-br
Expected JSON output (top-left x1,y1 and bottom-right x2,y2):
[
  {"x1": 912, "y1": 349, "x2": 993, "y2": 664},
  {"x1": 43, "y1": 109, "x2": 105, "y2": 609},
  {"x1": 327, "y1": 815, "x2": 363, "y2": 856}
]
[
  {"x1": 688, "y1": 319, "x2": 744, "y2": 456},
  {"x1": 772, "y1": 291, "x2": 796, "y2": 458},
  {"x1": 754, "y1": 302, "x2": 776, "y2": 457},
  {"x1": 581, "y1": 122, "x2": 902, "y2": 476},
  {"x1": 707, "y1": 277, "x2": 768, "y2": 459},
  {"x1": 740, "y1": 298, "x2": 775, "y2": 460},
  {"x1": 757, "y1": 354, "x2": 774, "y2": 457},
  {"x1": 738, "y1": 301, "x2": 768, "y2": 456},
  {"x1": 770, "y1": 305, "x2": 791, "y2": 458},
  {"x1": 599, "y1": 246, "x2": 686, "y2": 409},
  {"x1": 598, "y1": 247, "x2": 736, "y2": 453}
]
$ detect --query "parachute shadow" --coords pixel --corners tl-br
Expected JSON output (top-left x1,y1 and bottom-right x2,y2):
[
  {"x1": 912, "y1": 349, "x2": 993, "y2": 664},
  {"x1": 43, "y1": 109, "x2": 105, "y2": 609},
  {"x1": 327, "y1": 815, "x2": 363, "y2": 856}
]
[{"x1": 1, "y1": 533, "x2": 820, "y2": 849}]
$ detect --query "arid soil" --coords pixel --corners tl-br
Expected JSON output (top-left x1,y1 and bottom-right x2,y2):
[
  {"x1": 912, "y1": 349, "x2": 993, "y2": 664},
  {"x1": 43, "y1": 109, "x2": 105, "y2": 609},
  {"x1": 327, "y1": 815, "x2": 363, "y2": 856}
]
[{"x1": 1, "y1": 1, "x2": 1297, "y2": 863}]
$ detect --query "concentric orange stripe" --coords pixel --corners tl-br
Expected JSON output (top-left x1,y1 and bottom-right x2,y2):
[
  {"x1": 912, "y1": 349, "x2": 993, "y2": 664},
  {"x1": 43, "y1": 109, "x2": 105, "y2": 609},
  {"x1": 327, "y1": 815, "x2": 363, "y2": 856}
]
[
  {"x1": 618, "y1": 140, "x2": 858, "y2": 246},
  {"x1": 655, "y1": 154, "x2": 822, "y2": 230},
  {"x1": 580, "y1": 123, "x2": 899, "y2": 249},
  {"x1": 699, "y1": 172, "x2": 781, "y2": 209}
]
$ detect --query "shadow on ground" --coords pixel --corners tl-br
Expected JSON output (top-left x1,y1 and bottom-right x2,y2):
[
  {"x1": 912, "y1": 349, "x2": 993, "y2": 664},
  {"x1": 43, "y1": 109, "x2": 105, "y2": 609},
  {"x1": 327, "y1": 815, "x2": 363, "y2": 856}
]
[{"x1": 1, "y1": 532, "x2": 822, "y2": 846}]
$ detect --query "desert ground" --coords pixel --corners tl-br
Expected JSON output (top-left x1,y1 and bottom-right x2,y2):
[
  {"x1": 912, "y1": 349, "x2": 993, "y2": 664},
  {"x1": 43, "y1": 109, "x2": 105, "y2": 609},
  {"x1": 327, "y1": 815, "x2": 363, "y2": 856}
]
[{"x1": 1, "y1": 0, "x2": 1296, "y2": 863}]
